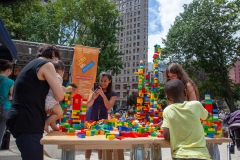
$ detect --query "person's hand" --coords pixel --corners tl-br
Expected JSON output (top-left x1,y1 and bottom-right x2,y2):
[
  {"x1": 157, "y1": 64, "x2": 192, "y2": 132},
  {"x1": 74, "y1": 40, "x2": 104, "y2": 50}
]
[
  {"x1": 66, "y1": 86, "x2": 73, "y2": 92},
  {"x1": 96, "y1": 86, "x2": 105, "y2": 97},
  {"x1": 91, "y1": 90, "x2": 99, "y2": 100},
  {"x1": 157, "y1": 121, "x2": 163, "y2": 128},
  {"x1": 8, "y1": 95, "x2": 12, "y2": 100},
  {"x1": 46, "y1": 109, "x2": 53, "y2": 115}
]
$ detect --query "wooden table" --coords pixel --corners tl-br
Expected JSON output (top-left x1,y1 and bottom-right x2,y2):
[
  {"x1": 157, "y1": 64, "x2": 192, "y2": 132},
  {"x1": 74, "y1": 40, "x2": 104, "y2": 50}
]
[
  {"x1": 152, "y1": 137, "x2": 232, "y2": 160},
  {"x1": 40, "y1": 131, "x2": 153, "y2": 160},
  {"x1": 40, "y1": 131, "x2": 232, "y2": 160}
]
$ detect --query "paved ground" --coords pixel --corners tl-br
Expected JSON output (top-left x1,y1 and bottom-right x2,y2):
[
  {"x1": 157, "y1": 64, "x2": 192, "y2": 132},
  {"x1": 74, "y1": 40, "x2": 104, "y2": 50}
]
[{"x1": 0, "y1": 135, "x2": 240, "y2": 160}]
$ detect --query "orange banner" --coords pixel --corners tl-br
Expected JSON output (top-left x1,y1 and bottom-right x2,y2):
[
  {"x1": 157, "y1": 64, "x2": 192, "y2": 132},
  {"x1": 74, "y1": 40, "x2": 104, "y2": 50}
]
[{"x1": 71, "y1": 45, "x2": 99, "y2": 99}]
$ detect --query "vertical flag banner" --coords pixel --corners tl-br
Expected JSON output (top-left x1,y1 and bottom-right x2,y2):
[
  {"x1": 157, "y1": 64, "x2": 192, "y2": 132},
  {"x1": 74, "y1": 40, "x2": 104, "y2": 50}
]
[{"x1": 71, "y1": 45, "x2": 99, "y2": 99}]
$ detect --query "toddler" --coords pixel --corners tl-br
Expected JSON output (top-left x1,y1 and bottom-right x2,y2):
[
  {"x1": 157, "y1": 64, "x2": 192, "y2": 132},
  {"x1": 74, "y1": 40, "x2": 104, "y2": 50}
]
[{"x1": 44, "y1": 60, "x2": 72, "y2": 132}]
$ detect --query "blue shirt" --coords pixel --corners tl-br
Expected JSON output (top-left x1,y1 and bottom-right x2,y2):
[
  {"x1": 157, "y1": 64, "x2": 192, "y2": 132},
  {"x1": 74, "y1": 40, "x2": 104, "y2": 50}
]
[
  {"x1": 0, "y1": 75, "x2": 14, "y2": 110},
  {"x1": 86, "y1": 90, "x2": 117, "y2": 121}
]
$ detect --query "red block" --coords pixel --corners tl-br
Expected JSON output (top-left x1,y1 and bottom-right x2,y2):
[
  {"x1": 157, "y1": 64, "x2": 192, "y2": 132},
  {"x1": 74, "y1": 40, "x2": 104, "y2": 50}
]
[{"x1": 205, "y1": 104, "x2": 212, "y2": 112}]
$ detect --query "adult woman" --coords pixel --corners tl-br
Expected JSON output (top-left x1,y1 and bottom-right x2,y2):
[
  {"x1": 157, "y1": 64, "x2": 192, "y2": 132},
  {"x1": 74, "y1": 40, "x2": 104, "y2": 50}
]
[
  {"x1": 0, "y1": 59, "x2": 14, "y2": 147},
  {"x1": 165, "y1": 63, "x2": 200, "y2": 101},
  {"x1": 6, "y1": 45, "x2": 64, "y2": 160},
  {"x1": 85, "y1": 71, "x2": 117, "y2": 160}
]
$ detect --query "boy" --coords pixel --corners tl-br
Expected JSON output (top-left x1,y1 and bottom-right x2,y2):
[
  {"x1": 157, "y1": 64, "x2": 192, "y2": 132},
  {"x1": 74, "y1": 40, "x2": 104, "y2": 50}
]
[{"x1": 162, "y1": 79, "x2": 211, "y2": 160}]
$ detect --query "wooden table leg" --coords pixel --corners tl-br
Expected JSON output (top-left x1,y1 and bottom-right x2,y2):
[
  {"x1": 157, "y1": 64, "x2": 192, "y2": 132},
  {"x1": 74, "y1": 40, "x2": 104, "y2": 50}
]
[
  {"x1": 116, "y1": 149, "x2": 124, "y2": 160},
  {"x1": 132, "y1": 144, "x2": 146, "y2": 160},
  {"x1": 151, "y1": 144, "x2": 162, "y2": 160},
  {"x1": 61, "y1": 145, "x2": 75, "y2": 160},
  {"x1": 102, "y1": 149, "x2": 112, "y2": 160}
]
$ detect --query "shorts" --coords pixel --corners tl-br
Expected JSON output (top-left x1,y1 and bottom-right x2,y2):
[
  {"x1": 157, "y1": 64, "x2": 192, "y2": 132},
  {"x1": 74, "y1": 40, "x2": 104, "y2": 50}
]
[{"x1": 45, "y1": 95, "x2": 59, "y2": 110}]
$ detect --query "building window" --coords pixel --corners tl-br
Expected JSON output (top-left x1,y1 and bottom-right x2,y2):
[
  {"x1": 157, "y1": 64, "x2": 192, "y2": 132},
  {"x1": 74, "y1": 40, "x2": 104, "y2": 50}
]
[
  {"x1": 115, "y1": 84, "x2": 120, "y2": 90},
  {"x1": 116, "y1": 92, "x2": 120, "y2": 97}
]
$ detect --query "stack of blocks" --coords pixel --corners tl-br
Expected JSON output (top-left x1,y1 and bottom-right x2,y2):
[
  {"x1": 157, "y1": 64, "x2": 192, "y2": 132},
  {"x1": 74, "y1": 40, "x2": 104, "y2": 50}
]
[
  {"x1": 60, "y1": 92, "x2": 72, "y2": 132},
  {"x1": 134, "y1": 60, "x2": 147, "y2": 121},
  {"x1": 133, "y1": 45, "x2": 163, "y2": 127},
  {"x1": 202, "y1": 94, "x2": 222, "y2": 138}
]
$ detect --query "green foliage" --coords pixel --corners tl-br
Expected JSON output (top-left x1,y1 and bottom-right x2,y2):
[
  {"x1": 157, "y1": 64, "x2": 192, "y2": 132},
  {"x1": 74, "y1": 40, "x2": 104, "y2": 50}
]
[
  {"x1": 0, "y1": 0, "x2": 124, "y2": 75},
  {"x1": 127, "y1": 91, "x2": 138, "y2": 107},
  {"x1": 161, "y1": 0, "x2": 240, "y2": 112}
]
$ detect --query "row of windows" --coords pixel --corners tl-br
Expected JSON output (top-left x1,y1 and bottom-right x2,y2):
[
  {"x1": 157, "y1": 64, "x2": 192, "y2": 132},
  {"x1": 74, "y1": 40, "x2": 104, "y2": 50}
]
[
  {"x1": 123, "y1": 11, "x2": 143, "y2": 19},
  {"x1": 119, "y1": 35, "x2": 140, "y2": 41},
  {"x1": 119, "y1": 2, "x2": 141, "y2": 10},
  {"x1": 122, "y1": 67, "x2": 147, "y2": 74},
  {"x1": 122, "y1": 54, "x2": 147, "y2": 61},
  {"x1": 120, "y1": 48, "x2": 148, "y2": 54},
  {"x1": 115, "y1": 92, "x2": 133, "y2": 98},
  {"x1": 115, "y1": 76, "x2": 139, "y2": 83},
  {"x1": 120, "y1": 41, "x2": 142, "y2": 48},
  {"x1": 115, "y1": 83, "x2": 138, "y2": 90},
  {"x1": 118, "y1": 0, "x2": 141, "y2": 6}
]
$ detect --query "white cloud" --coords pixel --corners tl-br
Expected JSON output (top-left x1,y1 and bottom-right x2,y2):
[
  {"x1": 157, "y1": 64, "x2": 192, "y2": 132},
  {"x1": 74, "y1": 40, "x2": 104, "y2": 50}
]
[{"x1": 148, "y1": 0, "x2": 193, "y2": 62}]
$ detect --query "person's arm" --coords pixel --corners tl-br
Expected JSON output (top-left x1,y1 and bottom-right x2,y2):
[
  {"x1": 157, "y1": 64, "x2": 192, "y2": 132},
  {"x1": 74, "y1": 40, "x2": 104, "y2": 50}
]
[
  {"x1": 199, "y1": 102, "x2": 210, "y2": 120},
  {"x1": 62, "y1": 86, "x2": 72, "y2": 92},
  {"x1": 37, "y1": 62, "x2": 64, "y2": 101},
  {"x1": 8, "y1": 85, "x2": 14, "y2": 100},
  {"x1": 96, "y1": 88, "x2": 117, "y2": 110},
  {"x1": 87, "y1": 90, "x2": 99, "y2": 108},
  {"x1": 186, "y1": 82, "x2": 197, "y2": 101},
  {"x1": 163, "y1": 127, "x2": 170, "y2": 140}
]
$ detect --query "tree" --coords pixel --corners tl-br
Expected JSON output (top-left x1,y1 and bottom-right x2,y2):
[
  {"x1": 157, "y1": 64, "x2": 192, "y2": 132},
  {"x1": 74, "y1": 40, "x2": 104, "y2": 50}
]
[
  {"x1": 0, "y1": 0, "x2": 124, "y2": 75},
  {"x1": 127, "y1": 91, "x2": 138, "y2": 107},
  {"x1": 161, "y1": 0, "x2": 240, "y2": 112},
  {"x1": 0, "y1": 0, "x2": 45, "y2": 40},
  {"x1": 76, "y1": 0, "x2": 124, "y2": 76}
]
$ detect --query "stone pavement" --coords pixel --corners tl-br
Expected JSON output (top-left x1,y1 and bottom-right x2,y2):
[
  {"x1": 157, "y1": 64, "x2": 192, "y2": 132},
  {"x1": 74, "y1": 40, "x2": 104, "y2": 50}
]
[{"x1": 1, "y1": 135, "x2": 240, "y2": 160}]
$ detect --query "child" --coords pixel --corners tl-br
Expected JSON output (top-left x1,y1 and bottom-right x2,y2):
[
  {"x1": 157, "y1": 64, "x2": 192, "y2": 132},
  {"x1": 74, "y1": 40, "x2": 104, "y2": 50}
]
[
  {"x1": 44, "y1": 60, "x2": 73, "y2": 132},
  {"x1": 126, "y1": 109, "x2": 135, "y2": 120},
  {"x1": 69, "y1": 82, "x2": 77, "y2": 96},
  {"x1": 162, "y1": 79, "x2": 211, "y2": 160},
  {"x1": 114, "y1": 112, "x2": 122, "y2": 120}
]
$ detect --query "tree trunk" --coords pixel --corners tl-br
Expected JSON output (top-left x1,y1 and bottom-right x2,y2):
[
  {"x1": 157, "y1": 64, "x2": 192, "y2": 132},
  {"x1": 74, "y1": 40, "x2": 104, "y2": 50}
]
[{"x1": 223, "y1": 81, "x2": 236, "y2": 112}]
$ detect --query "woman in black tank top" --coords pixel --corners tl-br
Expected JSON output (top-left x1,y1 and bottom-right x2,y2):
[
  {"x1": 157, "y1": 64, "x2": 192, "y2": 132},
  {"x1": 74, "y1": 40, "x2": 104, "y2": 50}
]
[{"x1": 6, "y1": 44, "x2": 64, "y2": 160}]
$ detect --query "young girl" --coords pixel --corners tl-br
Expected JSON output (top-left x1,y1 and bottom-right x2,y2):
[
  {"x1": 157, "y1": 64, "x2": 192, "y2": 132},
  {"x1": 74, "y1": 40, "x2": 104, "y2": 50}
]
[
  {"x1": 44, "y1": 60, "x2": 72, "y2": 132},
  {"x1": 85, "y1": 71, "x2": 117, "y2": 160},
  {"x1": 165, "y1": 63, "x2": 200, "y2": 101}
]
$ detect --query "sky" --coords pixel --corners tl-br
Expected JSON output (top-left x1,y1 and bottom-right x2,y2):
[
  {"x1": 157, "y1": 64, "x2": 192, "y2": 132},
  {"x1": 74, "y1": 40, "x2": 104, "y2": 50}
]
[{"x1": 148, "y1": 0, "x2": 193, "y2": 62}]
